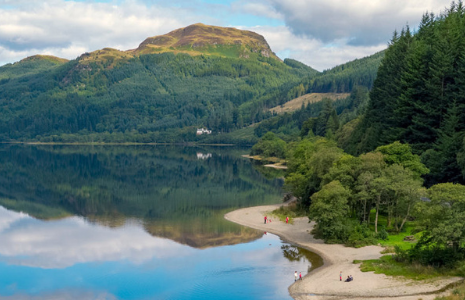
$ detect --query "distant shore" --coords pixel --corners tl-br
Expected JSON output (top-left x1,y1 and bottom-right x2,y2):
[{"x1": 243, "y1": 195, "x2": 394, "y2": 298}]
[
  {"x1": 1, "y1": 141, "x2": 236, "y2": 147},
  {"x1": 241, "y1": 154, "x2": 288, "y2": 169},
  {"x1": 225, "y1": 204, "x2": 461, "y2": 300}
]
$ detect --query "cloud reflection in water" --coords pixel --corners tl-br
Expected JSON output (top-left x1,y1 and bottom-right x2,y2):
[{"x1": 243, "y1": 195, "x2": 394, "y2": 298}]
[{"x1": 0, "y1": 206, "x2": 191, "y2": 269}]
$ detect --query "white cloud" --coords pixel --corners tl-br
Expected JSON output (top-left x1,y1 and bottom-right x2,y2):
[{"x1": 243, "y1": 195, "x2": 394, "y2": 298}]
[
  {"x1": 0, "y1": 206, "x2": 28, "y2": 232},
  {"x1": 265, "y1": 0, "x2": 451, "y2": 45},
  {"x1": 0, "y1": 0, "x2": 200, "y2": 64},
  {"x1": 251, "y1": 25, "x2": 386, "y2": 71},
  {"x1": 0, "y1": 0, "x2": 456, "y2": 70},
  {"x1": 0, "y1": 208, "x2": 192, "y2": 269}
]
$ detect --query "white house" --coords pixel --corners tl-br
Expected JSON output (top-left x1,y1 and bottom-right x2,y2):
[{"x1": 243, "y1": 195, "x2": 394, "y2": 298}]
[{"x1": 196, "y1": 128, "x2": 212, "y2": 135}]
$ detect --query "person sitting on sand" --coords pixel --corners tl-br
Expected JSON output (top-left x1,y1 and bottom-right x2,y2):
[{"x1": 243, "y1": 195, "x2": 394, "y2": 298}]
[
  {"x1": 350, "y1": 275, "x2": 353, "y2": 281},
  {"x1": 345, "y1": 276, "x2": 351, "y2": 282}
]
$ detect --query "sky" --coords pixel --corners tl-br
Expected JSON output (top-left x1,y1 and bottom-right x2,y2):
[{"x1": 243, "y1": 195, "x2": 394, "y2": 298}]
[{"x1": 0, "y1": 0, "x2": 454, "y2": 71}]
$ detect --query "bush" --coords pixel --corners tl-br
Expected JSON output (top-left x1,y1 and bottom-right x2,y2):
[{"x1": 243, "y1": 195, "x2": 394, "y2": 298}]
[
  {"x1": 408, "y1": 246, "x2": 465, "y2": 268},
  {"x1": 376, "y1": 227, "x2": 389, "y2": 240},
  {"x1": 393, "y1": 245, "x2": 409, "y2": 263},
  {"x1": 271, "y1": 204, "x2": 307, "y2": 223},
  {"x1": 346, "y1": 222, "x2": 377, "y2": 247}
]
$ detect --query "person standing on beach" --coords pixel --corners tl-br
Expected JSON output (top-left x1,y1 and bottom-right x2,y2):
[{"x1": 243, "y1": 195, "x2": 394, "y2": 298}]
[
  {"x1": 299, "y1": 272, "x2": 302, "y2": 280},
  {"x1": 340, "y1": 271, "x2": 342, "y2": 281},
  {"x1": 294, "y1": 271, "x2": 298, "y2": 281},
  {"x1": 286, "y1": 216, "x2": 289, "y2": 224},
  {"x1": 264, "y1": 215, "x2": 267, "y2": 224}
]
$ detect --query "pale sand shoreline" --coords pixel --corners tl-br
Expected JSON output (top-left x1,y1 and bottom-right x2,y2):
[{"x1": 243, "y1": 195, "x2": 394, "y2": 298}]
[{"x1": 225, "y1": 204, "x2": 463, "y2": 300}]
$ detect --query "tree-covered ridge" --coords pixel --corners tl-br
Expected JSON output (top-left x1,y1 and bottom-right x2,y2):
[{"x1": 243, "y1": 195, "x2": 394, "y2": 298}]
[
  {"x1": 238, "y1": 51, "x2": 382, "y2": 125},
  {"x1": 306, "y1": 50, "x2": 384, "y2": 93},
  {"x1": 249, "y1": 86, "x2": 369, "y2": 143},
  {"x1": 0, "y1": 22, "x2": 386, "y2": 144},
  {"x1": 347, "y1": 3, "x2": 465, "y2": 185},
  {"x1": 0, "y1": 55, "x2": 68, "y2": 81},
  {"x1": 283, "y1": 58, "x2": 319, "y2": 75},
  {"x1": 0, "y1": 50, "x2": 315, "y2": 142}
]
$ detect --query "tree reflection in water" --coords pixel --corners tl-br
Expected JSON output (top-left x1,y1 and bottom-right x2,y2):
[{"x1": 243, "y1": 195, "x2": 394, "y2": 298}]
[{"x1": 281, "y1": 244, "x2": 324, "y2": 272}]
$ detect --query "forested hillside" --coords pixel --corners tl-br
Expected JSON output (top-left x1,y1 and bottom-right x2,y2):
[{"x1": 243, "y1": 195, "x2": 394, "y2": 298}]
[
  {"x1": 347, "y1": 4, "x2": 465, "y2": 185},
  {"x1": 0, "y1": 23, "x2": 384, "y2": 144},
  {"x1": 229, "y1": 50, "x2": 382, "y2": 145},
  {"x1": 306, "y1": 50, "x2": 384, "y2": 93},
  {"x1": 0, "y1": 25, "x2": 317, "y2": 143}
]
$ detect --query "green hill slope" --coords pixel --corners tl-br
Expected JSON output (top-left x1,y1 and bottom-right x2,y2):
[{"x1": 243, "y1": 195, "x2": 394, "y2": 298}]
[
  {"x1": 0, "y1": 55, "x2": 68, "y2": 81},
  {"x1": 0, "y1": 24, "x2": 317, "y2": 143},
  {"x1": 223, "y1": 51, "x2": 384, "y2": 144}
]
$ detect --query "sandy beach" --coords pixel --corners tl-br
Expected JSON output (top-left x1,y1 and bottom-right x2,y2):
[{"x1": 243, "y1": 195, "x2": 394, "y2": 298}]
[{"x1": 225, "y1": 204, "x2": 462, "y2": 300}]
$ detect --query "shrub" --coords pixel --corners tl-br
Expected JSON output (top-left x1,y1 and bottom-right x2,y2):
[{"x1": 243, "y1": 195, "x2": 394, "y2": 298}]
[
  {"x1": 376, "y1": 226, "x2": 389, "y2": 241},
  {"x1": 345, "y1": 222, "x2": 377, "y2": 247}
]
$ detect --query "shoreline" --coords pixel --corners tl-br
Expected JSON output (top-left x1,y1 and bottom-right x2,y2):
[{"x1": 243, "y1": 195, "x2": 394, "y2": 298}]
[
  {"x1": 1, "y1": 141, "x2": 237, "y2": 147},
  {"x1": 225, "y1": 204, "x2": 462, "y2": 300}
]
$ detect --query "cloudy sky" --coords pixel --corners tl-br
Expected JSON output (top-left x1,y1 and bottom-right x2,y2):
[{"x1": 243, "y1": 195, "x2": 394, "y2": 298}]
[{"x1": 0, "y1": 0, "x2": 453, "y2": 71}]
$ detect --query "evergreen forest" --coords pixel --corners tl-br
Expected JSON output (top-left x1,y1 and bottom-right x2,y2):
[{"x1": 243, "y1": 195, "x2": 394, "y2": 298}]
[
  {"x1": 347, "y1": 3, "x2": 465, "y2": 185},
  {"x1": 251, "y1": 2, "x2": 465, "y2": 275}
]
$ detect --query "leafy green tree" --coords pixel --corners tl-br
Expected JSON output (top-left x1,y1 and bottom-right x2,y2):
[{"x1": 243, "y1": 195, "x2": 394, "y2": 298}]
[
  {"x1": 309, "y1": 180, "x2": 350, "y2": 242},
  {"x1": 375, "y1": 141, "x2": 429, "y2": 178},
  {"x1": 285, "y1": 137, "x2": 343, "y2": 207},
  {"x1": 416, "y1": 182, "x2": 465, "y2": 251},
  {"x1": 250, "y1": 132, "x2": 287, "y2": 158},
  {"x1": 382, "y1": 164, "x2": 425, "y2": 232},
  {"x1": 355, "y1": 152, "x2": 386, "y2": 224}
]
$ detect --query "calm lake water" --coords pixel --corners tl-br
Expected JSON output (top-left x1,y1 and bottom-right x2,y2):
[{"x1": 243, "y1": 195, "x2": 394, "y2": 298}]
[{"x1": 0, "y1": 145, "x2": 323, "y2": 300}]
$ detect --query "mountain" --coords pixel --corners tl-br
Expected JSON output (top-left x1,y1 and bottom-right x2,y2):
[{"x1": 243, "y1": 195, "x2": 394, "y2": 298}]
[
  {"x1": 133, "y1": 23, "x2": 279, "y2": 60},
  {"x1": 0, "y1": 24, "x2": 320, "y2": 143}
]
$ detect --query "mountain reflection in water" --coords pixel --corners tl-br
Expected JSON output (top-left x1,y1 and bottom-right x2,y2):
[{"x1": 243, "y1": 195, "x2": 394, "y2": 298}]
[
  {"x1": 0, "y1": 145, "x2": 323, "y2": 300},
  {"x1": 0, "y1": 145, "x2": 283, "y2": 248}
]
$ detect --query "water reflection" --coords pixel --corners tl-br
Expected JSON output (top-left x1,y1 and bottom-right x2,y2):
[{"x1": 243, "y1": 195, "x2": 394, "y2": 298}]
[
  {"x1": 0, "y1": 206, "x2": 189, "y2": 269},
  {"x1": 0, "y1": 145, "x2": 324, "y2": 299},
  {"x1": 0, "y1": 206, "x2": 322, "y2": 300},
  {"x1": 281, "y1": 244, "x2": 324, "y2": 272},
  {"x1": 0, "y1": 145, "x2": 283, "y2": 248}
]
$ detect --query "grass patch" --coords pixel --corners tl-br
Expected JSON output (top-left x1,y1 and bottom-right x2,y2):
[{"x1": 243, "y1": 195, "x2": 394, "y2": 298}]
[
  {"x1": 358, "y1": 255, "x2": 464, "y2": 280},
  {"x1": 366, "y1": 210, "x2": 420, "y2": 250},
  {"x1": 270, "y1": 203, "x2": 307, "y2": 224},
  {"x1": 380, "y1": 246, "x2": 396, "y2": 254},
  {"x1": 435, "y1": 282, "x2": 465, "y2": 300}
]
